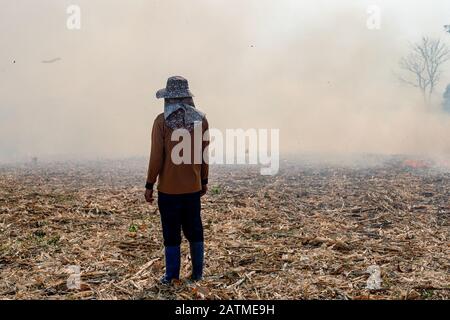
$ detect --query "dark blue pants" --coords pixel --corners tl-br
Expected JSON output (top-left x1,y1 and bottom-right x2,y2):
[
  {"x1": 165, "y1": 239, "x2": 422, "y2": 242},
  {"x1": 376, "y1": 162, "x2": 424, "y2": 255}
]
[{"x1": 158, "y1": 191, "x2": 204, "y2": 247}]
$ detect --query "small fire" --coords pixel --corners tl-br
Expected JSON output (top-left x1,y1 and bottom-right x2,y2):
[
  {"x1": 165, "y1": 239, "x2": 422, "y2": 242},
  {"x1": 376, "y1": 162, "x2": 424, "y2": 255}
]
[
  {"x1": 402, "y1": 159, "x2": 431, "y2": 169},
  {"x1": 402, "y1": 158, "x2": 450, "y2": 169}
]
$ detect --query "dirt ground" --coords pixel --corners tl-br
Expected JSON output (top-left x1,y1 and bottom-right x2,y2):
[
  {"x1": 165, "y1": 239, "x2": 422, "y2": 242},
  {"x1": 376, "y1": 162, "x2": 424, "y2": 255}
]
[{"x1": 0, "y1": 156, "x2": 448, "y2": 300}]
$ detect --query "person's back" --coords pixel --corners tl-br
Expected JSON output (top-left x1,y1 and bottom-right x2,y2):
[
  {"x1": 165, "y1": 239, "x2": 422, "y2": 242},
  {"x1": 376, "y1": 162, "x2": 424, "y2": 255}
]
[
  {"x1": 144, "y1": 76, "x2": 209, "y2": 284},
  {"x1": 147, "y1": 112, "x2": 209, "y2": 194}
]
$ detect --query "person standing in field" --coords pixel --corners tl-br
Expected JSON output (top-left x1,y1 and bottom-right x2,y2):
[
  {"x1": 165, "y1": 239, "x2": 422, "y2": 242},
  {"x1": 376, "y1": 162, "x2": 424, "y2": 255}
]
[{"x1": 145, "y1": 76, "x2": 209, "y2": 284}]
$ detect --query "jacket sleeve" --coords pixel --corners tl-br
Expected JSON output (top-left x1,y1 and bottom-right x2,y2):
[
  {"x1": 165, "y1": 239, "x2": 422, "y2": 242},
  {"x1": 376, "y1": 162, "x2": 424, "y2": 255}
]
[
  {"x1": 146, "y1": 117, "x2": 164, "y2": 188},
  {"x1": 201, "y1": 117, "x2": 209, "y2": 185}
]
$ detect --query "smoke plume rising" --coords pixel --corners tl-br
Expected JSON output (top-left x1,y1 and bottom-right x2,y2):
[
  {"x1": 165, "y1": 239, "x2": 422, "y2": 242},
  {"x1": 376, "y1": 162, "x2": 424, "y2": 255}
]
[{"x1": 1, "y1": 0, "x2": 449, "y2": 162}]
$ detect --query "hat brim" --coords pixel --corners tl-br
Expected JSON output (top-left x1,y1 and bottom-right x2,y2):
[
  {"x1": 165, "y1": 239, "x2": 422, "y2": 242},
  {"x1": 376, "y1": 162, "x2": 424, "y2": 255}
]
[{"x1": 156, "y1": 88, "x2": 194, "y2": 99}]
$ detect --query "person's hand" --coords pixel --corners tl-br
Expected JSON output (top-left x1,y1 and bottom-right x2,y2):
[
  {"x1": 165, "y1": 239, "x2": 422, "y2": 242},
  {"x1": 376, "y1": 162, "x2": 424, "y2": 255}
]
[
  {"x1": 200, "y1": 185, "x2": 208, "y2": 197},
  {"x1": 145, "y1": 189, "x2": 154, "y2": 203}
]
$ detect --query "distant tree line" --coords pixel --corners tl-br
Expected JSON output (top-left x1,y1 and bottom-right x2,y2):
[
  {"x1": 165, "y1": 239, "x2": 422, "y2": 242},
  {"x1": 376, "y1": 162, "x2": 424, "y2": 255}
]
[
  {"x1": 444, "y1": 84, "x2": 450, "y2": 112},
  {"x1": 397, "y1": 25, "x2": 450, "y2": 112},
  {"x1": 444, "y1": 25, "x2": 450, "y2": 112}
]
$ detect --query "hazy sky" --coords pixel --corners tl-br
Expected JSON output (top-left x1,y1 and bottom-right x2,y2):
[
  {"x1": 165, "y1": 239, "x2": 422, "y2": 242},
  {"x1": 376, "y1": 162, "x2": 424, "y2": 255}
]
[{"x1": 1, "y1": 0, "x2": 450, "y2": 161}]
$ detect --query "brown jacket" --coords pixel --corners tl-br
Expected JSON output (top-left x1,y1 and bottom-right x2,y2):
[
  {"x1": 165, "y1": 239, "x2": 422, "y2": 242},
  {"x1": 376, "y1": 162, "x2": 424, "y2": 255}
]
[{"x1": 146, "y1": 113, "x2": 209, "y2": 194}]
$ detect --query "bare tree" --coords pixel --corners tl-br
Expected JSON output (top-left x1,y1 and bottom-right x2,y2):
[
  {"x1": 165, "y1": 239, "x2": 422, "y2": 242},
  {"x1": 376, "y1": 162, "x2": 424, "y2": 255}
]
[{"x1": 398, "y1": 37, "x2": 450, "y2": 107}]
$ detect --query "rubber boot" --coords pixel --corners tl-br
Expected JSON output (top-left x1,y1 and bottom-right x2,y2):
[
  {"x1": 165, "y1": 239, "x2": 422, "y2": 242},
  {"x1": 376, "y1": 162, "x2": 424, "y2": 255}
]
[
  {"x1": 161, "y1": 246, "x2": 180, "y2": 284},
  {"x1": 189, "y1": 242, "x2": 204, "y2": 281}
]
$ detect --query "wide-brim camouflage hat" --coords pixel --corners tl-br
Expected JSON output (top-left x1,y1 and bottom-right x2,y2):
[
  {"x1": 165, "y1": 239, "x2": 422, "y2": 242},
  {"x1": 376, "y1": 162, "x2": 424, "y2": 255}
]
[{"x1": 156, "y1": 76, "x2": 194, "y2": 99}]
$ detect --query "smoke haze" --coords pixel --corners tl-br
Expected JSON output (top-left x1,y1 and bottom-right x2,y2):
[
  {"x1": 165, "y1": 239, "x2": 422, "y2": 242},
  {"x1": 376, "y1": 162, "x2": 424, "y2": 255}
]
[{"x1": 1, "y1": 0, "x2": 450, "y2": 162}]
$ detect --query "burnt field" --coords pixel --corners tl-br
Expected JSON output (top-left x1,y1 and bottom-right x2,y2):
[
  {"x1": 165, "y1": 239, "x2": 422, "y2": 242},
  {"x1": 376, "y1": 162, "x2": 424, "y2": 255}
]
[{"x1": 0, "y1": 156, "x2": 448, "y2": 300}]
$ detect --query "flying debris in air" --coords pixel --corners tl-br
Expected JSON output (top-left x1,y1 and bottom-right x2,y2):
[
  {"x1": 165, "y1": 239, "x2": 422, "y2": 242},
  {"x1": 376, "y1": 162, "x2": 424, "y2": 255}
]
[{"x1": 41, "y1": 57, "x2": 62, "y2": 64}]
